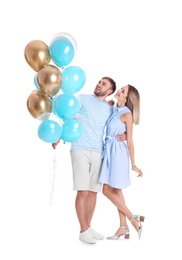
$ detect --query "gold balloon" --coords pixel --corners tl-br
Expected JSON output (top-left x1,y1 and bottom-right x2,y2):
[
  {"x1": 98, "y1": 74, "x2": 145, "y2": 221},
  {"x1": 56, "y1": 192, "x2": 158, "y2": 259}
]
[
  {"x1": 24, "y1": 40, "x2": 51, "y2": 72},
  {"x1": 37, "y1": 65, "x2": 62, "y2": 98},
  {"x1": 27, "y1": 90, "x2": 52, "y2": 119}
]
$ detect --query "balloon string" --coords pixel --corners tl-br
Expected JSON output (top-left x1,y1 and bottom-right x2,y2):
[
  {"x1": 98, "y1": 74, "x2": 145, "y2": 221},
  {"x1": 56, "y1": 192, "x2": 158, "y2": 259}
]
[{"x1": 49, "y1": 149, "x2": 57, "y2": 205}]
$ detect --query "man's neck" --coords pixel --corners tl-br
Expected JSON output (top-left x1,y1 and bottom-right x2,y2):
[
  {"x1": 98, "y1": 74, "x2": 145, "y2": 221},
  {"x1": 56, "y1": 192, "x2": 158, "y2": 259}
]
[{"x1": 94, "y1": 95, "x2": 107, "y2": 102}]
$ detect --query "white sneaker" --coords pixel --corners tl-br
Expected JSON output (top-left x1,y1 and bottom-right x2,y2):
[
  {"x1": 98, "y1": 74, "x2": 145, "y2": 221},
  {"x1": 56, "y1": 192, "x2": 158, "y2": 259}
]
[
  {"x1": 88, "y1": 227, "x2": 104, "y2": 240},
  {"x1": 79, "y1": 230, "x2": 96, "y2": 244}
]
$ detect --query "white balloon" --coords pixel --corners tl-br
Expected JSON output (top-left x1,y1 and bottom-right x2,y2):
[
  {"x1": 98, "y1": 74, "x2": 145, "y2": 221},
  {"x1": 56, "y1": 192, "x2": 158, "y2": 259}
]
[{"x1": 50, "y1": 32, "x2": 77, "y2": 53}]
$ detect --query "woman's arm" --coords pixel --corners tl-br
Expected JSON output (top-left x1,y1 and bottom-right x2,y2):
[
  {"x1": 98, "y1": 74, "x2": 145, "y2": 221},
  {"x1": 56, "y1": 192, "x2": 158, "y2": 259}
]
[{"x1": 123, "y1": 113, "x2": 143, "y2": 177}]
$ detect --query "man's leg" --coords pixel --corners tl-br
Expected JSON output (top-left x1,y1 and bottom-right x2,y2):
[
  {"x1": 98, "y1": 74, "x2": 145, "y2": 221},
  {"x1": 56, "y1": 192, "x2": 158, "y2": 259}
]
[
  {"x1": 75, "y1": 191, "x2": 97, "y2": 231},
  {"x1": 86, "y1": 191, "x2": 97, "y2": 226},
  {"x1": 75, "y1": 190, "x2": 96, "y2": 244}
]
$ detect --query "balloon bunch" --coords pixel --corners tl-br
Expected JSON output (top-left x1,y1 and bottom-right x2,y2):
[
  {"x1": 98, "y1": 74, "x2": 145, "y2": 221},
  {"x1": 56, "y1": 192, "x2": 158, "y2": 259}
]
[{"x1": 25, "y1": 32, "x2": 86, "y2": 143}]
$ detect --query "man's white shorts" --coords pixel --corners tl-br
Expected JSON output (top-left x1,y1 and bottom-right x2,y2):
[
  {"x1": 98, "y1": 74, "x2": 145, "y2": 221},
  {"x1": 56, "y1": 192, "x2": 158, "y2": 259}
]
[{"x1": 70, "y1": 149, "x2": 103, "y2": 192}]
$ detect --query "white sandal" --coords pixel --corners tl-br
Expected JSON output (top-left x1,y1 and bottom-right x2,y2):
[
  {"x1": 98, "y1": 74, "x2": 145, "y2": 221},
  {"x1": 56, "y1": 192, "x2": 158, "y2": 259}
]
[
  {"x1": 130, "y1": 215, "x2": 145, "y2": 239},
  {"x1": 106, "y1": 226, "x2": 130, "y2": 240}
]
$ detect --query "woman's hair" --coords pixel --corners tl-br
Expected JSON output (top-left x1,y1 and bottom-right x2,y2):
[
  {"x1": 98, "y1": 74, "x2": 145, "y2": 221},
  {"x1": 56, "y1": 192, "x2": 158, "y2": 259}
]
[
  {"x1": 126, "y1": 84, "x2": 140, "y2": 124},
  {"x1": 102, "y1": 77, "x2": 116, "y2": 94}
]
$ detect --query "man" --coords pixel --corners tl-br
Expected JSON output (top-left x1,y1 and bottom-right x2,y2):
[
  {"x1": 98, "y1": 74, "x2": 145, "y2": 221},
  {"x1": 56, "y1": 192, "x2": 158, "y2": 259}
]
[
  {"x1": 70, "y1": 77, "x2": 122, "y2": 244},
  {"x1": 53, "y1": 77, "x2": 124, "y2": 244}
]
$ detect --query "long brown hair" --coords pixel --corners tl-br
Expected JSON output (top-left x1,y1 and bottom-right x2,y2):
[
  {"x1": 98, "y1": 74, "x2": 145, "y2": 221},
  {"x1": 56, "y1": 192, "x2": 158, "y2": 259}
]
[{"x1": 126, "y1": 84, "x2": 140, "y2": 124}]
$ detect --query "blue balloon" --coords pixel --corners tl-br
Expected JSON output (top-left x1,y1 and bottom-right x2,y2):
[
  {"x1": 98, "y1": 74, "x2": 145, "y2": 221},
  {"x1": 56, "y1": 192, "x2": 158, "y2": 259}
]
[
  {"x1": 33, "y1": 73, "x2": 40, "y2": 91},
  {"x1": 49, "y1": 38, "x2": 75, "y2": 67},
  {"x1": 51, "y1": 32, "x2": 77, "y2": 53},
  {"x1": 61, "y1": 119, "x2": 83, "y2": 142},
  {"x1": 53, "y1": 93, "x2": 79, "y2": 120},
  {"x1": 38, "y1": 119, "x2": 62, "y2": 143},
  {"x1": 61, "y1": 66, "x2": 86, "y2": 94}
]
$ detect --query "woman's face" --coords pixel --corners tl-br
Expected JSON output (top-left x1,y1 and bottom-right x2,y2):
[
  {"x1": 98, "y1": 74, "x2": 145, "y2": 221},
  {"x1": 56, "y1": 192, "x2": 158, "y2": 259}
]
[{"x1": 114, "y1": 85, "x2": 129, "y2": 102}]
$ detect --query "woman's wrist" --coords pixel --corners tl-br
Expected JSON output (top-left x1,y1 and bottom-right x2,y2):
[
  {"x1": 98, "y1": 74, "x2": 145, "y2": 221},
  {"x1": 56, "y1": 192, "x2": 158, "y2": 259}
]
[{"x1": 132, "y1": 165, "x2": 136, "y2": 170}]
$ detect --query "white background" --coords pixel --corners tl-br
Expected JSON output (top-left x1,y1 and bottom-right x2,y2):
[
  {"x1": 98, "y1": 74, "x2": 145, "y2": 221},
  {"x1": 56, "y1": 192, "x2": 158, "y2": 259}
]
[{"x1": 1, "y1": 0, "x2": 181, "y2": 259}]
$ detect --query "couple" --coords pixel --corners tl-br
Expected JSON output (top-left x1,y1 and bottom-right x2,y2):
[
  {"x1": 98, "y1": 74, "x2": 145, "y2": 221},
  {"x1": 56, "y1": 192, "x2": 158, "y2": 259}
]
[{"x1": 52, "y1": 76, "x2": 144, "y2": 244}]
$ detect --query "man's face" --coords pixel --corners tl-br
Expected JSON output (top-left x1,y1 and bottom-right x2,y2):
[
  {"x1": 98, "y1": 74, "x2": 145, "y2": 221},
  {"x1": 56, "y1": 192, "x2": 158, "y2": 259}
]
[{"x1": 94, "y1": 79, "x2": 112, "y2": 97}]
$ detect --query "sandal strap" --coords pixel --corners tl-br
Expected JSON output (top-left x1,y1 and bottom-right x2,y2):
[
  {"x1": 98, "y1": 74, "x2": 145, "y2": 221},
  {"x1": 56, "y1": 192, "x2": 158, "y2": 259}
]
[
  {"x1": 130, "y1": 215, "x2": 142, "y2": 228},
  {"x1": 119, "y1": 226, "x2": 128, "y2": 229},
  {"x1": 119, "y1": 225, "x2": 130, "y2": 232},
  {"x1": 130, "y1": 215, "x2": 134, "y2": 223},
  {"x1": 130, "y1": 215, "x2": 140, "y2": 223}
]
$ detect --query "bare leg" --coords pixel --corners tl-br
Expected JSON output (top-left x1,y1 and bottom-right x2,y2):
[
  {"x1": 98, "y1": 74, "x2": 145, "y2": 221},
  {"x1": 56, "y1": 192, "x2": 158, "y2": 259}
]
[
  {"x1": 102, "y1": 184, "x2": 140, "y2": 232},
  {"x1": 87, "y1": 191, "x2": 97, "y2": 226},
  {"x1": 75, "y1": 190, "x2": 97, "y2": 232},
  {"x1": 114, "y1": 210, "x2": 128, "y2": 236}
]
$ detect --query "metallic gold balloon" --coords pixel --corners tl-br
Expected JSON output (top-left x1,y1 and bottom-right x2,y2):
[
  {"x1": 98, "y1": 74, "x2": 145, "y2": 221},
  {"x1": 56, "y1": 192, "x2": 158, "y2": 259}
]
[
  {"x1": 37, "y1": 65, "x2": 62, "y2": 98},
  {"x1": 27, "y1": 90, "x2": 52, "y2": 119},
  {"x1": 24, "y1": 40, "x2": 51, "y2": 72}
]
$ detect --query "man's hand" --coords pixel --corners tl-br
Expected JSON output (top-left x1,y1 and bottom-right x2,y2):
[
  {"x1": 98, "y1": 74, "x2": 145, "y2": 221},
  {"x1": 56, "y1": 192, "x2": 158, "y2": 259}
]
[
  {"x1": 52, "y1": 138, "x2": 61, "y2": 149},
  {"x1": 115, "y1": 132, "x2": 127, "y2": 142}
]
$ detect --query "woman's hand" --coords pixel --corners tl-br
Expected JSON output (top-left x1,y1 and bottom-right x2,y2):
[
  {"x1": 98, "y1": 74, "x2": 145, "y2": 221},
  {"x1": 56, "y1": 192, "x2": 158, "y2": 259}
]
[
  {"x1": 132, "y1": 166, "x2": 143, "y2": 177},
  {"x1": 108, "y1": 99, "x2": 115, "y2": 106}
]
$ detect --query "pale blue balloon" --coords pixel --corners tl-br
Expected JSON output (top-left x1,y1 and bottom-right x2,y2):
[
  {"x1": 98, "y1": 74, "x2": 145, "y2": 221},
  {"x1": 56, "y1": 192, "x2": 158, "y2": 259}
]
[
  {"x1": 38, "y1": 119, "x2": 62, "y2": 143},
  {"x1": 53, "y1": 93, "x2": 79, "y2": 120},
  {"x1": 49, "y1": 38, "x2": 75, "y2": 67},
  {"x1": 61, "y1": 119, "x2": 83, "y2": 142},
  {"x1": 33, "y1": 74, "x2": 40, "y2": 90},
  {"x1": 61, "y1": 66, "x2": 86, "y2": 94},
  {"x1": 50, "y1": 32, "x2": 77, "y2": 53}
]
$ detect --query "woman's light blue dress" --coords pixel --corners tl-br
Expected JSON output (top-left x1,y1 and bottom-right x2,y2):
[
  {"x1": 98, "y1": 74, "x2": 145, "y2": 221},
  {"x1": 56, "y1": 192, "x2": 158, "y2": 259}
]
[{"x1": 99, "y1": 106, "x2": 131, "y2": 189}]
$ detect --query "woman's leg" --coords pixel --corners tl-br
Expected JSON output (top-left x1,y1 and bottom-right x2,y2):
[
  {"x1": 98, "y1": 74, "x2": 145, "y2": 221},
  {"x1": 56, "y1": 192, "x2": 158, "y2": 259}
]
[
  {"x1": 113, "y1": 210, "x2": 128, "y2": 236},
  {"x1": 102, "y1": 184, "x2": 140, "y2": 232}
]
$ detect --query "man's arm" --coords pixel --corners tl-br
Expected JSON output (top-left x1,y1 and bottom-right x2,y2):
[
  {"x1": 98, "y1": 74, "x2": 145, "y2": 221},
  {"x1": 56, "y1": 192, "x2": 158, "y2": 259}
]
[{"x1": 115, "y1": 132, "x2": 127, "y2": 142}]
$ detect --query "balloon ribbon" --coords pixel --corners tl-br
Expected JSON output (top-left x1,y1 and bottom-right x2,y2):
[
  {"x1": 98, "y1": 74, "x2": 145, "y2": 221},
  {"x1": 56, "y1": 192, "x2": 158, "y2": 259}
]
[{"x1": 49, "y1": 149, "x2": 57, "y2": 205}]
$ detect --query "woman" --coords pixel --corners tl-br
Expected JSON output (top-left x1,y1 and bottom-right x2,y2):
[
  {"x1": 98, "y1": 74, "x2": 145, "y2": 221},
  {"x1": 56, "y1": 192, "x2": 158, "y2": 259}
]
[{"x1": 99, "y1": 84, "x2": 144, "y2": 240}]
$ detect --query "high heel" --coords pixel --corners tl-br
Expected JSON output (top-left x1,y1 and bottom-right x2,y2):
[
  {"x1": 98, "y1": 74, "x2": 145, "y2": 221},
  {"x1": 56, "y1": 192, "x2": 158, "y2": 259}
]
[
  {"x1": 130, "y1": 215, "x2": 145, "y2": 239},
  {"x1": 107, "y1": 226, "x2": 130, "y2": 240}
]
